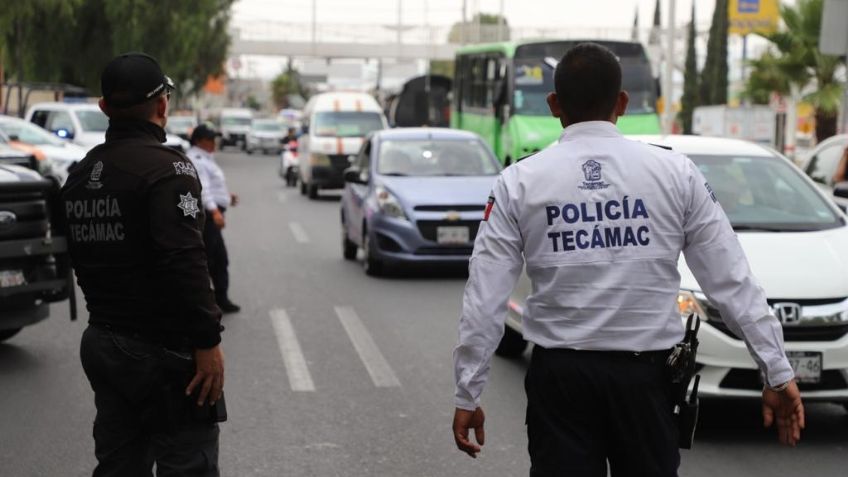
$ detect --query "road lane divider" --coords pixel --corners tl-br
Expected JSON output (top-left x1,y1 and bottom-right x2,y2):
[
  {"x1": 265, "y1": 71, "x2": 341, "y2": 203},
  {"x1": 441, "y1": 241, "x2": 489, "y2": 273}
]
[
  {"x1": 269, "y1": 309, "x2": 316, "y2": 392},
  {"x1": 288, "y1": 222, "x2": 310, "y2": 244},
  {"x1": 334, "y1": 306, "x2": 401, "y2": 388}
]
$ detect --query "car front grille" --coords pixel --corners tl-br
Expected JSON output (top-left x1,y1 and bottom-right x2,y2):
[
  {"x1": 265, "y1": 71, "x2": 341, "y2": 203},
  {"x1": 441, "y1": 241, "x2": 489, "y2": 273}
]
[
  {"x1": 413, "y1": 205, "x2": 486, "y2": 212},
  {"x1": 413, "y1": 246, "x2": 473, "y2": 256},
  {"x1": 720, "y1": 368, "x2": 847, "y2": 392},
  {"x1": 703, "y1": 303, "x2": 848, "y2": 342},
  {"x1": 0, "y1": 191, "x2": 49, "y2": 241},
  {"x1": 416, "y1": 220, "x2": 480, "y2": 243}
]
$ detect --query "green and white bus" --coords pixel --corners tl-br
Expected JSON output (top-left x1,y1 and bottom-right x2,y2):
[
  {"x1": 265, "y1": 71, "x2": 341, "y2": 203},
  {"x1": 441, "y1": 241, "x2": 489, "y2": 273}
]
[{"x1": 451, "y1": 40, "x2": 661, "y2": 165}]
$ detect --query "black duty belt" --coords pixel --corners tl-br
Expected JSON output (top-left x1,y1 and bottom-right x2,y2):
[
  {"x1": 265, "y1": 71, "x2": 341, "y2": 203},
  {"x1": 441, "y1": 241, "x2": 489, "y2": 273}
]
[
  {"x1": 89, "y1": 321, "x2": 193, "y2": 352},
  {"x1": 534, "y1": 346, "x2": 672, "y2": 363}
]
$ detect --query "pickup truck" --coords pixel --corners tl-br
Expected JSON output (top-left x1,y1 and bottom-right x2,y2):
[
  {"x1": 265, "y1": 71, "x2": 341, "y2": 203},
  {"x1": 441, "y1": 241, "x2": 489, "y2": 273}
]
[{"x1": 0, "y1": 143, "x2": 73, "y2": 342}]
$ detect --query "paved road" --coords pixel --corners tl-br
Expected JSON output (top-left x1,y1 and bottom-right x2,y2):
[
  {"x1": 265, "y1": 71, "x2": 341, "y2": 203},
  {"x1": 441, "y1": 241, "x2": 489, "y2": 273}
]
[{"x1": 1, "y1": 150, "x2": 846, "y2": 476}]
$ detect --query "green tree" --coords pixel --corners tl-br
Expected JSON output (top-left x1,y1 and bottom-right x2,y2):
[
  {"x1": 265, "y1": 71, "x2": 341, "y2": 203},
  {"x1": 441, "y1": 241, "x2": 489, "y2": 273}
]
[
  {"x1": 700, "y1": 0, "x2": 728, "y2": 105},
  {"x1": 748, "y1": 0, "x2": 843, "y2": 141},
  {"x1": 271, "y1": 67, "x2": 307, "y2": 109},
  {"x1": 447, "y1": 13, "x2": 509, "y2": 44},
  {"x1": 2, "y1": 0, "x2": 233, "y2": 98},
  {"x1": 679, "y1": 2, "x2": 699, "y2": 134}
]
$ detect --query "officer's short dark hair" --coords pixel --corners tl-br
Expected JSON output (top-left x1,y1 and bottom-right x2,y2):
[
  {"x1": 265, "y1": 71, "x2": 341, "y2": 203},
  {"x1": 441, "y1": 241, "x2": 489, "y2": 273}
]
[
  {"x1": 105, "y1": 96, "x2": 161, "y2": 121},
  {"x1": 554, "y1": 43, "x2": 622, "y2": 123}
]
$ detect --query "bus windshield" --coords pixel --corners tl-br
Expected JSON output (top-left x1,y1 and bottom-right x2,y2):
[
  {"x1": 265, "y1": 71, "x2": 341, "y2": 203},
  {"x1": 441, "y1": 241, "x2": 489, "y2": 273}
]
[{"x1": 512, "y1": 41, "x2": 657, "y2": 116}]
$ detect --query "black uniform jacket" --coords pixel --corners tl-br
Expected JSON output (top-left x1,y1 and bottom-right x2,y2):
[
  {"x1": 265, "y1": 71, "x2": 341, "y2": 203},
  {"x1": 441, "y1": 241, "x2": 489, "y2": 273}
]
[{"x1": 61, "y1": 119, "x2": 222, "y2": 349}]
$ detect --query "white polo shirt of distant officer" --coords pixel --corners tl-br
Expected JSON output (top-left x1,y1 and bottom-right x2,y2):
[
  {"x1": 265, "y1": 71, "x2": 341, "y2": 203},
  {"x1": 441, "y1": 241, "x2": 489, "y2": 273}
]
[
  {"x1": 186, "y1": 146, "x2": 231, "y2": 211},
  {"x1": 453, "y1": 121, "x2": 795, "y2": 411}
]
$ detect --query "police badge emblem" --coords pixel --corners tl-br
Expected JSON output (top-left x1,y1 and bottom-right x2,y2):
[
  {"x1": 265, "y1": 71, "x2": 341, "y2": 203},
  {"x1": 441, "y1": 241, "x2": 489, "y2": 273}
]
[
  {"x1": 177, "y1": 193, "x2": 200, "y2": 218},
  {"x1": 578, "y1": 159, "x2": 610, "y2": 190},
  {"x1": 86, "y1": 161, "x2": 104, "y2": 190}
]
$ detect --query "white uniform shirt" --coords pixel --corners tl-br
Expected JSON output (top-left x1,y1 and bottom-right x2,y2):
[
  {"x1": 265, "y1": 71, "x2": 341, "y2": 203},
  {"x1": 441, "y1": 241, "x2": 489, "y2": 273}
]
[
  {"x1": 453, "y1": 121, "x2": 794, "y2": 411},
  {"x1": 185, "y1": 146, "x2": 230, "y2": 211}
]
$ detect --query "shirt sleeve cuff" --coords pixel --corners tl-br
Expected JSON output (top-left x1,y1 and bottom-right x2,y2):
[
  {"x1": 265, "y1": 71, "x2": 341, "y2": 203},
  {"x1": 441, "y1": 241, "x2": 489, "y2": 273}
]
[
  {"x1": 192, "y1": 328, "x2": 222, "y2": 349},
  {"x1": 766, "y1": 366, "x2": 795, "y2": 389},
  {"x1": 454, "y1": 394, "x2": 478, "y2": 411}
]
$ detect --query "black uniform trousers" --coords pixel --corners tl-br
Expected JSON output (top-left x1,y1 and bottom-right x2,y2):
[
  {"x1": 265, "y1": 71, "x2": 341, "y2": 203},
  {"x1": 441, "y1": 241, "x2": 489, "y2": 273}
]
[
  {"x1": 80, "y1": 325, "x2": 219, "y2": 477},
  {"x1": 525, "y1": 346, "x2": 679, "y2": 477},
  {"x1": 203, "y1": 207, "x2": 230, "y2": 303}
]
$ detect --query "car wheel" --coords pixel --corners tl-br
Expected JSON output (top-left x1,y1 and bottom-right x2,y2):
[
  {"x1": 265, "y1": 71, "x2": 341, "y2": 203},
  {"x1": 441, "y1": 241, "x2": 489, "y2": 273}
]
[
  {"x1": 0, "y1": 328, "x2": 21, "y2": 342},
  {"x1": 494, "y1": 326, "x2": 527, "y2": 358},
  {"x1": 308, "y1": 183, "x2": 319, "y2": 199},
  {"x1": 300, "y1": 181, "x2": 307, "y2": 195},
  {"x1": 246, "y1": 148, "x2": 253, "y2": 155},
  {"x1": 362, "y1": 231, "x2": 383, "y2": 276},
  {"x1": 341, "y1": 220, "x2": 357, "y2": 261}
]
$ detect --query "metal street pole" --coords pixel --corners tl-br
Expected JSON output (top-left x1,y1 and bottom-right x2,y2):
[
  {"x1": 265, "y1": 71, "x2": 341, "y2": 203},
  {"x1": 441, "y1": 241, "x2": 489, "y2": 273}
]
[
  {"x1": 397, "y1": 0, "x2": 403, "y2": 51},
  {"x1": 499, "y1": 0, "x2": 505, "y2": 42},
  {"x1": 311, "y1": 0, "x2": 317, "y2": 55},
  {"x1": 461, "y1": 0, "x2": 467, "y2": 45},
  {"x1": 663, "y1": 0, "x2": 676, "y2": 134}
]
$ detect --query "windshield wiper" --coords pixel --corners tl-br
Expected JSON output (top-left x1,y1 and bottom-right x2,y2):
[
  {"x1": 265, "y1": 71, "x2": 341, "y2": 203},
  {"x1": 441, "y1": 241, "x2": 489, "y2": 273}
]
[{"x1": 381, "y1": 172, "x2": 408, "y2": 176}]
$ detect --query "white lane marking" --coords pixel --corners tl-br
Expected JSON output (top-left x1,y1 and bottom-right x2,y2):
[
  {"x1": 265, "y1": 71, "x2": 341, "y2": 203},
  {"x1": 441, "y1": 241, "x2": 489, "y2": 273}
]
[
  {"x1": 334, "y1": 306, "x2": 401, "y2": 388},
  {"x1": 288, "y1": 222, "x2": 310, "y2": 243},
  {"x1": 269, "y1": 309, "x2": 316, "y2": 392},
  {"x1": 277, "y1": 191, "x2": 288, "y2": 203}
]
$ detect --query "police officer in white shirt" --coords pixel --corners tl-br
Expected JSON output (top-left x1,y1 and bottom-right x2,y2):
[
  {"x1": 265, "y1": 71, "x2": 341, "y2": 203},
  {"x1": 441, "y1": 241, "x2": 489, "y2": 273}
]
[
  {"x1": 452, "y1": 43, "x2": 804, "y2": 476},
  {"x1": 186, "y1": 124, "x2": 241, "y2": 313}
]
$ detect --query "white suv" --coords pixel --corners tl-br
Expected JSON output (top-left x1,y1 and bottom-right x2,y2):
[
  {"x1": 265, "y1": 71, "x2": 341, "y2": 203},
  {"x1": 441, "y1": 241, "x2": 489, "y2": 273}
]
[
  {"x1": 26, "y1": 102, "x2": 189, "y2": 153},
  {"x1": 501, "y1": 135, "x2": 848, "y2": 410}
]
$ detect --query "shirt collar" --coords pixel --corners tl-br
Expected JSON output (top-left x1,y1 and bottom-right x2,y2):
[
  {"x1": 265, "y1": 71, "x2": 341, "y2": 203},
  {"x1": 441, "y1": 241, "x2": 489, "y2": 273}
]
[
  {"x1": 187, "y1": 145, "x2": 212, "y2": 161},
  {"x1": 105, "y1": 119, "x2": 167, "y2": 143},
  {"x1": 558, "y1": 121, "x2": 622, "y2": 143}
]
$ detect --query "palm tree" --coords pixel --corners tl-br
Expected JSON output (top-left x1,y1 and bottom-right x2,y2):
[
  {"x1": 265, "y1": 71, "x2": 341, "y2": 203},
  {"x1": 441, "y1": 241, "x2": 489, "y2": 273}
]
[{"x1": 747, "y1": 0, "x2": 844, "y2": 141}]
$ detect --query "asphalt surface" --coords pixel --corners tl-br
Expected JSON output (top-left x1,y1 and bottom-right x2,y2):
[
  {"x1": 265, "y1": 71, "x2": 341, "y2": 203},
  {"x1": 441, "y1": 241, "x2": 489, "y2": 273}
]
[{"x1": 1, "y1": 149, "x2": 846, "y2": 476}]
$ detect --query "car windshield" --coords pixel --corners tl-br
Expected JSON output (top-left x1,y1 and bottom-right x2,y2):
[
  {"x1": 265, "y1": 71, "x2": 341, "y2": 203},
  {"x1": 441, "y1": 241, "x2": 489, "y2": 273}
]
[
  {"x1": 690, "y1": 154, "x2": 842, "y2": 232},
  {"x1": 221, "y1": 117, "x2": 252, "y2": 126},
  {"x1": 377, "y1": 139, "x2": 500, "y2": 177},
  {"x1": 313, "y1": 112, "x2": 384, "y2": 138},
  {"x1": 0, "y1": 119, "x2": 64, "y2": 146},
  {"x1": 76, "y1": 110, "x2": 109, "y2": 132},
  {"x1": 167, "y1": 117, "x2": 196, "y2": 130},
  {"x1": 252, "y1": 121, "x2": 282, "y2": 132}
]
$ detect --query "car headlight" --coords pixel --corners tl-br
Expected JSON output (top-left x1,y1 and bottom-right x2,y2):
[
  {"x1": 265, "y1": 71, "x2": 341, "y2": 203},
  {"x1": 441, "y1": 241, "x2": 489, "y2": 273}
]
[
  {"x1": 374, "y1": 185, "x2": 407, "y2": 220},
  {"x1": 677, "y1": 290, "x2": 709, "y2": 320},
  {"x1": 309, "y1": 153, "x2": 330, "y2": 166}
]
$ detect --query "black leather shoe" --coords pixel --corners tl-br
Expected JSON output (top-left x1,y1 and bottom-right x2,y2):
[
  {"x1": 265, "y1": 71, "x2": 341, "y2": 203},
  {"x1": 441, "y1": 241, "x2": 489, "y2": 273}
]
[{"x1": 218, "y1": 300, "x2": 241, "y2": 314}]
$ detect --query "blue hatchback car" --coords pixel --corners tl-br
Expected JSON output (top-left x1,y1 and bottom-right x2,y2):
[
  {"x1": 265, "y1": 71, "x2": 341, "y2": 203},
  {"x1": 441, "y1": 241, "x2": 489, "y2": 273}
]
[{"x1": 340, "y1": 128, "x2": 501, "y2": 275}]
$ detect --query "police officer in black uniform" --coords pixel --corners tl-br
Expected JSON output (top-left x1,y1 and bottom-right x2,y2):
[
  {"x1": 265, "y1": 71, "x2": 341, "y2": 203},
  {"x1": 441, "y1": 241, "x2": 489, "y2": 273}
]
[{"x1": 62, "y1": 53, "x2": 225, "y2": 476}]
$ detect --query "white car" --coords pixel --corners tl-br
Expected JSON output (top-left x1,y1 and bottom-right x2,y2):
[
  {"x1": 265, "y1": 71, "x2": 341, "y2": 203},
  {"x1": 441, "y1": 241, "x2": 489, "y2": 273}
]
[
  {"x1": 0, "y1": 115, "x2": 86, "y2": 185},
  {"x1": 26, "y1": 102, "x2": 188, "y2": 153},
  {"x1": 798, "y1": 134, "x2": 848, "y2": 210},
  {"x1": 246, "y1": 118, "x2": 284, "y2": 155},
  {"x1": 502, "y1": 135, "x2": 848, "y2": 409}
]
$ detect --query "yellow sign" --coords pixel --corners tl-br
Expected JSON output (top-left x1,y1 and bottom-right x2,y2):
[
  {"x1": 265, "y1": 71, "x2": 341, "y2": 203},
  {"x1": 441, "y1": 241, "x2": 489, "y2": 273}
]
[{"x1": 729, "y1": 0, "x2": 780, "y2": 35}]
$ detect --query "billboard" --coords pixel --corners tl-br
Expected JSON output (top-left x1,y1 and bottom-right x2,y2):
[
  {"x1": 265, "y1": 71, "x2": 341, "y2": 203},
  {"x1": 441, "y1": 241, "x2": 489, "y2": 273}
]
[{"x1": 729, "y1": 0, "x2": 780, "y2": 35}]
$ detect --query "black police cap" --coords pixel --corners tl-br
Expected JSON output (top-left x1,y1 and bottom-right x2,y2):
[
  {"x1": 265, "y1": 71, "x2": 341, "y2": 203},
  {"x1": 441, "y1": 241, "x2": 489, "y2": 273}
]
[
  {"x1": 190, "y1": 123, "x2": 218, "y2": 144},
  {"x1": 101, "y1": 52, "x2": 174, "y2": 108}
]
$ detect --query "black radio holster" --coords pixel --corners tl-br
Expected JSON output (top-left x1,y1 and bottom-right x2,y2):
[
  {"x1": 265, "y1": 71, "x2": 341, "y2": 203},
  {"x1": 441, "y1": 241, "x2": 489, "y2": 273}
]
[{"x1": 666, "y1": 314, "x2": 701, "y2": 449}]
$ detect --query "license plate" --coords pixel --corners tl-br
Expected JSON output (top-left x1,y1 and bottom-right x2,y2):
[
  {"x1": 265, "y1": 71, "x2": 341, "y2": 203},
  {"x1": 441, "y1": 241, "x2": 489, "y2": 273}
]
[
  {"x1": 0, "y1": 270, "x2": 26, "y2": 288},
  {"x1": 437, "y1": 226, "x2": 469, "y2": 244},
  {"x1": 786, "y1": 351, "x2": 822, "y2": 383}
]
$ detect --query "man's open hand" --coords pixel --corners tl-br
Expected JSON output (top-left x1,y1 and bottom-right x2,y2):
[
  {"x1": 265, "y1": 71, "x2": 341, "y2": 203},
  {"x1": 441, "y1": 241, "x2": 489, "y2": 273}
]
[
  {"x1": 762, "y1": 380, "x2": 805, "y2": 446},
  {"x1": 453, "y1": 407, "x2": 485, "y2": 458},
  {"x1": 187, "y1": 344, "x2": 225, "y2": 406}
]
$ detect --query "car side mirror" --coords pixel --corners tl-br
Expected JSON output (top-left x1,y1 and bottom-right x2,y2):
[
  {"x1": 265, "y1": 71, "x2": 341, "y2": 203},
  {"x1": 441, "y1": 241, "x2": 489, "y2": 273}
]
[
  {"x1": 833, "y1": 182, "x2": 848, "y2": 199},
  {"x1": 54, "y1": 128, "x2": 74, "y2": 140},
  {"x1": 344, "y1": 167, "x2": 365, "y2": 184}
]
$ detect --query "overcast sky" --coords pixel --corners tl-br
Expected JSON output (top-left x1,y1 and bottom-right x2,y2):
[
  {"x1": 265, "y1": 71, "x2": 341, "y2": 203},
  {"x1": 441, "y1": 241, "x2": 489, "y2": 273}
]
[{"x1": 232, "y1": 0, "x2": 726, "y2": 29}]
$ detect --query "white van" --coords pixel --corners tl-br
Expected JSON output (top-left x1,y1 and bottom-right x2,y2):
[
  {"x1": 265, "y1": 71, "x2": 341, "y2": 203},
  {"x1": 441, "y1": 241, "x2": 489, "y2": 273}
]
[
  {"x1": 217, "y1": 108, "x2": 254, "y2": 149},
  {"x1": 298, "y1": 92, "x2": 387, "y2": 199}
]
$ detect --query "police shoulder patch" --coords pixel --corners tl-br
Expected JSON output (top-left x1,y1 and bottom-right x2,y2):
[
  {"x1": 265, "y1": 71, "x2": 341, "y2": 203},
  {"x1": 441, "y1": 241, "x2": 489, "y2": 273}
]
[
  {"x1": 483, "y1": 195, "x2": 495, "y2": 221},
  {"x1": 177, "y1": 192, "x2": 200, "y2": 218},
  {"x1": 173, "y1": 161, "x2": 198, "y2": 179}
]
